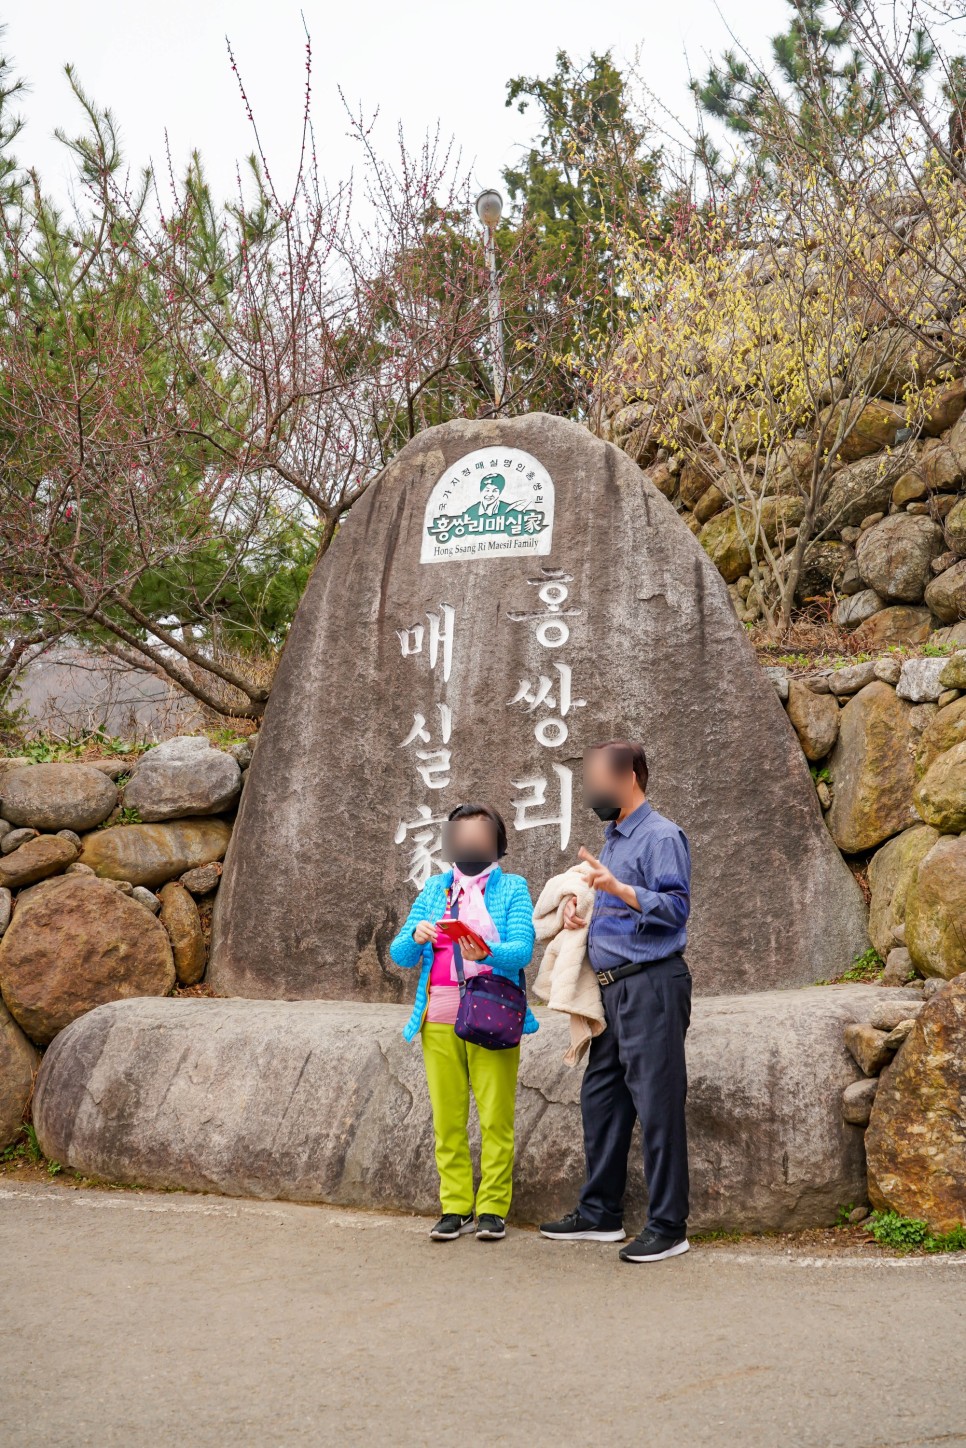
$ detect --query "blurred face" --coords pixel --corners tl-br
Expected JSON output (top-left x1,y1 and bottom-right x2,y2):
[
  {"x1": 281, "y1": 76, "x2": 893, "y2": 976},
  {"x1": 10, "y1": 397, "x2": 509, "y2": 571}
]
[
  {"x1": 583, "y1": 747, "x2": 636, "y2": 822},
  {"x1": 442, "y1": 815, "x2": 500, "y2": 875},
  {"x1": 481, "y1": 482, "x2": 501, "y2": 507}
]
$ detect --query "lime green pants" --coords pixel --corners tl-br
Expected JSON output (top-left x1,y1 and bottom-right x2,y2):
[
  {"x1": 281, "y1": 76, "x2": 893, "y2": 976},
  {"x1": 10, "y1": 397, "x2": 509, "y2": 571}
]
[{"x1": 420, "y1": 1022, "x2": 520, "y2": 1218}]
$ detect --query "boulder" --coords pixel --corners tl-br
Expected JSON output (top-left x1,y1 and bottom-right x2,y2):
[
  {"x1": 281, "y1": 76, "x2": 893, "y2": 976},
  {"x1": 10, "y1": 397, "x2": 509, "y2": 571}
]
[
  {"x1": 819, "y1": 398, "x2": 906, "y2": 463},
  {"x1": 123, "y1": 737, "x2": 241, "y2": 822},
  {"x1": 79, "y1": 819, "x2": 232, "y2": 889},
  {"x1": 906, "y1": 835, "x2": 966, "y2": 979},
  {"x1": 1, "y1": 827, "x2": 37, "y2": 855},
  {"x1": 796, "y1": 540, "x2": 853, "y2": 600},
  {"x1": 785, "y1": 680, "x2": 840, "y2": 761},
  {"x1": 843, "y1": 1023, "x2": 893, "y2": 1076},
  {"x1": 881, "y1": 946, "x2": 918, "y2": 987},
  {"x1": 698, "y1": 497, "x2": 804, "y2": 584},
  {"x1": 33, "y1": 986, "x2": 906, "y2": 1233},
  {"x1": 815, "y1": 453, "x2": 905, "y2": 532},
  {"x1": 855, "y1": 515, "x2": 945, "y2": 602},
  {"x1": 867, "y1": 825, "x2": 940, "y2": 958},
  {"x1": 826, "y1": 683, "x2": 919, "y2": 853},
  {"x1": 944, "y1": 496, "x2": 966, "y2": 555},
  {"x1": 828, "y1": 661, "x2": 877, "y2": 697},
  {"x1": 158, "y1": 882, "x2": 206, "y2": 986},
  {"x1": 866, "y1": 977, "x2": 966, "y2": 1232},
  {"x1": 916, "y1": 696, "x2": 966, "y2": 775},
  {"x1": 834, "y1": 590, "x2": 882, "y2": 629},
  {"x1": 868, "y1": 998, "x2": 923, "y2": 1032},
  {"x1": 0, "y1": 763, "x2": 117, "y2": 833},
  {"x1": 210, "y1": 415, "x2": 867, "y2": 1003},
  {"x1": 0, "y1": 996, "x2": 40, "y2": 1150},
  {"x1": 0, "y1": 876, "x2": 175, "y2": 1045},
  {"x1": 841, "y1": 1077, "x2": 878, "y2": 1126},
  {"x1": 897, "y1": 657, "x2": 951, "y2": 703},
  {"x1": 853, "y1": 606, "x2": 934, "y2": 650},
  {"x1": 179, "y1": 862, "x2": 223, "y2": 896},
  {"x1": 938, "y1": 652, "x2": 966, "y2": 689},
  {"x1": 0, "y1": 835, "x2": 78, "y2": 890},
  {"x1": 914, "y1": 740, "x2": 966, "y2": 832},
  {"x1": 924, "y1": 560, "x2": 966, "y2": 622}
]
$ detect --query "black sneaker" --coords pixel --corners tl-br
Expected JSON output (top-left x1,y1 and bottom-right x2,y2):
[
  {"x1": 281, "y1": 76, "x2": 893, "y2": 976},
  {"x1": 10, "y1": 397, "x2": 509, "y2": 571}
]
[
  {"x1": 619, "y1": 1228, "x2": 690, "y2": 1263},
  {"x1": 539, "y1": 1210, "x2": 625, "y2": 1243},
  {"x1": 429, "y1": 1213, "x2": 475, "y2": 1241},
  {"x1": 476, "y1": 1214, "x2": 506, "y2": 1241}
]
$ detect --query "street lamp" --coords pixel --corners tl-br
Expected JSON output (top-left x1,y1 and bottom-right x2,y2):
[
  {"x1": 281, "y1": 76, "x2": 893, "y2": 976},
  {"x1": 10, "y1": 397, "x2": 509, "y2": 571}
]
[{"x1": 475, "y1": 188, "x2": 506, "y2": 411}]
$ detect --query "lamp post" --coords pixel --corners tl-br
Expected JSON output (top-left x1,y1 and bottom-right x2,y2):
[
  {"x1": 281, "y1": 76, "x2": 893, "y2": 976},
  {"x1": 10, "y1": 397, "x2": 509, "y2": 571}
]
[{"x1": 475, "y1": 188, "x2": 506, "y2": 411}]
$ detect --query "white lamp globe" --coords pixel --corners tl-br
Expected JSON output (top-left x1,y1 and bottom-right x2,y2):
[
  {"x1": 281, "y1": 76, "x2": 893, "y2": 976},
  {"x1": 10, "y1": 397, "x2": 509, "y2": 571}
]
[{"x1": 475, "y1": 189, "x2": 504, "y2": 228}]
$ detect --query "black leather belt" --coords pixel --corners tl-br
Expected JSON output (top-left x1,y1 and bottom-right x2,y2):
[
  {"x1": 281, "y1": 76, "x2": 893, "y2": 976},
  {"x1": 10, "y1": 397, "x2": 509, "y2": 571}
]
[{"x1": 594, "y1": 961, "x2": 648, "y2": 987}]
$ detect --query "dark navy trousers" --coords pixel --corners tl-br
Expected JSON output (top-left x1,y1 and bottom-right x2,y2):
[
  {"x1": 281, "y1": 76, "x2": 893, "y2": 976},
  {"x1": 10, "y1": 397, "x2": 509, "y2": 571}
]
[{"x1": 578, "y1": 953, "x2": 692, "y2": 1239}]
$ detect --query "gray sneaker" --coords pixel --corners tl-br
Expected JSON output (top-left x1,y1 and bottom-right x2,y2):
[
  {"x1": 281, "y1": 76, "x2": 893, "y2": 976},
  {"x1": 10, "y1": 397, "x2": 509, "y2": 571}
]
[
  {"x1": 476, "y1": 1214, "x2": 506, "y2": 1240},
  {"x1": 430, "y1": 1213, "x2": 475, "y2": 1240}
]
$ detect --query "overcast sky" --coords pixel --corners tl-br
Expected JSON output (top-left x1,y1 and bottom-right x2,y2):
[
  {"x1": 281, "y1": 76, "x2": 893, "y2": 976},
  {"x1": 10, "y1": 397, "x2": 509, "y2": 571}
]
[{"x1": 8, "y1": 1, "x2": 775, "y2": 209}]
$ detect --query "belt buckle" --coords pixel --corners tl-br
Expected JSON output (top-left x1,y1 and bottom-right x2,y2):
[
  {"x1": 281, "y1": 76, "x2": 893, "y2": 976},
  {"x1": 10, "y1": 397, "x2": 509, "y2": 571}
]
[{"x1": 598, "y1": 968, "x2": 614, "y2": 986}]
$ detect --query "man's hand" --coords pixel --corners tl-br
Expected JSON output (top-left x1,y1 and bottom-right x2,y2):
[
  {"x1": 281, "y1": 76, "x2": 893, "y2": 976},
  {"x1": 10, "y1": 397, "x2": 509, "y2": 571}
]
[
  {"x1": 413, "y1": 920, "x2": 438, "y2": 945},
  {"x1": 563, "y1": 896, "x2": 588, "y2": 931},
  {"x1": 577, "y1": 847, "x2": 641, "y2": 912}
]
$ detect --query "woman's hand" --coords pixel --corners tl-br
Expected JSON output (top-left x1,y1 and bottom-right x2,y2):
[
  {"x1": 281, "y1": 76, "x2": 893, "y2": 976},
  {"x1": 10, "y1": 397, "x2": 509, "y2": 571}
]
[
  {"x1": 413, "y1": 920, "x2": 439, "y2": 945},
  {"x1": 459, "y1": 937, "x2": 490, "y2": 963}
]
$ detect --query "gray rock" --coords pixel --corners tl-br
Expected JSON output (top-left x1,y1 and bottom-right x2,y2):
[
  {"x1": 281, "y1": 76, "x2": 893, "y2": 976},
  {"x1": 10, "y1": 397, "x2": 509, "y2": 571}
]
[
  {"x1": 874, "y1": 656, "x2": 903, "y2": 685},
  {"x1": 815, "y1": 454, "x2": 905, "y2": 532},
  {"x1": 881, "y1": 946, "x2": 918, "y2": 988},
  {"x1": 883, "y1": 1019, "x2": 916, "y2": 1050},
  {"x1": 0, "y1": 763, "x2": 117, "y2": 832},
  {"x1": 855, "y1": 515, "x2": 946, "y2": 602},
  {"x1": 762, "y1": 666, "x2": 789, "y2": 701},
  {"x1": 896, "y1": 657, "x2": 950, "y2": 703},
  {"x1": 33, "y1": 986, "x2": 898, "y2": 1234},
  {"x1": 828, "y1": 661, "x2": 878, "y2": 696},
  {"x1": 179, "y1": 862, "x2": 223, "y2": 896},
  {"x1": 924, "y1": 560, "x2": 966, "y2": 623},
  {"x1": 848, "y1": 1204, "x2": 870, "y2": 1223},
  {"x1": 1, "y1": 828, "x2": 37, "y2": 855},
  {"x1": 834, "y1": 590, "x2": 883, "y2": 628},
  {"x1": 922, "y1": 977, "x2": 946, "y2": 999},
  {"x1": 0, "y1": 818, "x2": 11, "y2": 841},
  {"x1": 869, "y1": 997, "x2": 922, "y2": 1031},
  {"x1": 0, "y1": 887, "x2": 10, "y2": 937},
  {"x1": 806, "y1": 674, "x2": 832, "y2": 694},
  {"x1": 124, "y1": 737, "x2": 241, "y2": 822},
  {"x1": 89, "y1": 759, "x2": 135, "y2": 780},
  {"x1": 64, "y1": 862, "x2": 96, "y2": 876},
  {"x1": 842, "y1": 1078, "x2": 879, "y2": 1126},
  {"x1": 909, "y1": 702, "x2": 939, "y2": 732},
  {"x1": 0, "y1": 997, "x2": 40, "y2": 1150},
  {"x1": 210, "y1": 415, "x2": 867, "y2": 1003},
  {"x1": 131, "y1": 886, "x2": 162, "y2": 915},
  {"x1": 227, "y1": 742, "x2": 253, "y2": 769},
  {"x1": 55, "y1": 829, "x2": 82, "y2": 849}
]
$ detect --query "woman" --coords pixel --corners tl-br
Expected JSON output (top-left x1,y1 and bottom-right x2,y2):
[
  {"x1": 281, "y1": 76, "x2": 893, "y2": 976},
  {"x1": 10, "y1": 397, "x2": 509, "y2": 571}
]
[{"x1": 390, "y1": 802, "x2": 538, "y2": 1242}]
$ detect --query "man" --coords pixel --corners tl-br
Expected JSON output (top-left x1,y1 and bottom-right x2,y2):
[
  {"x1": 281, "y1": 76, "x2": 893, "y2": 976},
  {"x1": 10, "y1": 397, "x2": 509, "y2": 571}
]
[
  {"x1": 540, "y1": 740, "x2": 693, "y2": 1263},
  {"x1": 464, "y1": 473, "x2": 517, "y2": 520}
]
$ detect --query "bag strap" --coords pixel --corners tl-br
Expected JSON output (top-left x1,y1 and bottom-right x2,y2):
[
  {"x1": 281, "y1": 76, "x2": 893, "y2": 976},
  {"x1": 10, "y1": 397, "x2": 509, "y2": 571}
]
[{"x1": 446, "y1": 880, "x2": 528, "y2": 1004}]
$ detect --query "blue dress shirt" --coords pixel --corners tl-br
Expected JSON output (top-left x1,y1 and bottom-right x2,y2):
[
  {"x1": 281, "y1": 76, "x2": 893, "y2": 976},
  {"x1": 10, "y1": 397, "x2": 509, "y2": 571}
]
[{"x1": 586, "y1": 801, "x2": 691, "y2": 971}]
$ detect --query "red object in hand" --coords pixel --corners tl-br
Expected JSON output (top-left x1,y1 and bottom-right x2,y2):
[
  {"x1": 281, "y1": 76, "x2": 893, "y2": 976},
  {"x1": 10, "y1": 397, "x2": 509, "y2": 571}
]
[{"x1": 436, "y1": 919, "x2": 491, "y2": 956}]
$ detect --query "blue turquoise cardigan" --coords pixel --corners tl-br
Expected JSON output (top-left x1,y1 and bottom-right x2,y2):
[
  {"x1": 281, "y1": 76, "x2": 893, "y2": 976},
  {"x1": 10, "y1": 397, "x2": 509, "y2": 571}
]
[{"x1": 389, "y1": 866, "x2": 539, "y2": 1043}]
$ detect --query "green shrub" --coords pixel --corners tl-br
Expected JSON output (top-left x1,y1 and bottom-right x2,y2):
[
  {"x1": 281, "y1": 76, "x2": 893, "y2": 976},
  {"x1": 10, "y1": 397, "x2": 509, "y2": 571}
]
[{"x1": 868, "y1": 1211, "x2": 966, "y2": 1253}]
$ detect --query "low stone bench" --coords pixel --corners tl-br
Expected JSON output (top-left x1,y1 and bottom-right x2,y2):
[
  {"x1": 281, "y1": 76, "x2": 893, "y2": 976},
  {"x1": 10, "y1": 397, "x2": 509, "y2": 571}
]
[{"x1": 33, "y1": 985, "x2": 914, "y2": 1232}]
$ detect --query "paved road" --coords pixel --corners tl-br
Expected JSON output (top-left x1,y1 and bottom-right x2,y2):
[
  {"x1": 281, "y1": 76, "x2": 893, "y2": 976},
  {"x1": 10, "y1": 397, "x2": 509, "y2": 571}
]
[{"x1": 2, "y1": 1182, "x2": 965, "y2": 1448}]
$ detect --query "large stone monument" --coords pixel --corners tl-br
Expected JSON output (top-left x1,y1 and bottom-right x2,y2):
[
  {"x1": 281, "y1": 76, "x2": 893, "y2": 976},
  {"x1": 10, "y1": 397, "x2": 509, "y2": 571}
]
[{"x1": 209, "y1": 414, "x2": 867, "y2": 1001}]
